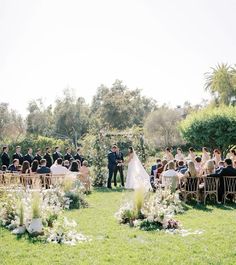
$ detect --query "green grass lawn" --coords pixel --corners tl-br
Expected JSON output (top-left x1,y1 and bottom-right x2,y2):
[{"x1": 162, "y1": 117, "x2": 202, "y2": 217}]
[{"x1": 1, "y1": 188, "x2": 236, "y2": 265}]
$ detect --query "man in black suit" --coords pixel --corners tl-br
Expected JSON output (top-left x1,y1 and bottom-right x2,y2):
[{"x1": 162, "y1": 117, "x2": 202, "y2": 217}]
[
  {"x1": 8, "y1": 159, "x2": 19, "y2": 172},
  {"x1": 114, "y1": 147, "x2": 124, "y2": 187},
  {"x1": 208, "y1": 158, "x2": 236, "y2": 202},
  {"x1": 64, "y1": 147, "x2": 73, "y2": 161},
  {"x1": 12, "y1": 146, "x2": 24, "y2": 165},
  {"x1": 37, "y1": 159, "x2": 51, "y2": 174},
  {"x1": 1, "y1": 146, "x2": 10, "y2": 168},
  {"x1": 43, "y1": 147, "x2": 53, "y2": 168},
  {"x1": 107, "y1": 145, "x2": 117, "y2": 189},
  {"x1": 23, "y1": 148, "x2": 34, "y2": 165},
  {"x1": 33, "y1": 148, "x2": 42, "y2": 163},
  {"x1": 52, "y1": 146, "x2": 63, "y2": 163},
  {"x1": 74, "y1": 147, "x2": 84, "y2": 164}
]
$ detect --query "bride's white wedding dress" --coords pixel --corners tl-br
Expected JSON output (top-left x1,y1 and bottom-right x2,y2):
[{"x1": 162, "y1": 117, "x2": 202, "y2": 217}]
[{"x1": 125, "y1": 152, "x2": 152, "y2": 191}]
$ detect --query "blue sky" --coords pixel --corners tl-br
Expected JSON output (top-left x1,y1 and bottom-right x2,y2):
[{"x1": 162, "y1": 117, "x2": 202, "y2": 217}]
[{"x1": 0, "y1": 0, "x2": 235, "y2": 115}]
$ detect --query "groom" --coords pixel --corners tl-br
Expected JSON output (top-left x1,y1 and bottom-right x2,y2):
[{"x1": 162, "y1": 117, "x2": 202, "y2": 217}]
[{"x1": 107, "y1": 145, "x2": 118, "y2": 189}]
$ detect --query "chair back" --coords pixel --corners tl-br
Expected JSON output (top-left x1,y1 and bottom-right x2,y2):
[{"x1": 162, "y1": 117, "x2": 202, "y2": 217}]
[
  {"x1": 223, "y1": 176, "x2": 236, "y2": 193},
  {"x1": 183, "y1": 176, "x2": 199, "y2": 192},
  {"x1": 204, "y1": 177, "x2": 218, "y2": 193}
]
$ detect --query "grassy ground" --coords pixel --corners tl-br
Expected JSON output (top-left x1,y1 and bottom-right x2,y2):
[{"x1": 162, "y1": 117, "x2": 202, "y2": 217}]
[{"x1": 1, "y1": 188, "x2": 236, "y2": 265}]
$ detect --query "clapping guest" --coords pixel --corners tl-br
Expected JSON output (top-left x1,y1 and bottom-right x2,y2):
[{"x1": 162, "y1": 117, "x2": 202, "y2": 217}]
[
  {"x1": 33, "y1": 149, "x2": 42, "y2": 163},
  {"x1": 64, "y1": 147, "x2": 73, "y2": 162},
  {"x1": 31, "y1": 160, "x2": 39, "y2": 173},
  {"x1": 52, "y1": 146, "x2": 63, "y2": 163},
  {"x1": 175, "y1": 148, "x2": 185, "y2": 161},
  {"x1": 44, "y1": 147, "x2": 53, "y2": 168},
  {"x1": 201, "y1": 147, "x2": 210, "y2": 166},
  {"x1": 187, "y1": 147, "x2": 196, "y2": 162},
  {"x1": 1, "y1": 146, "x2": 10, "y2": 168},
  {"x1": 8, "y1": 159, "x2": 19, "y2": 172},
  {"x1": 12, "y1": 146, "x2": 24, "y2": 165},
  {"x1": 163, "y1": 147, "x2": 174, "y2": 161},
  {"x1": 23, "y1": 148, "x2": 34, "y2": 165}
]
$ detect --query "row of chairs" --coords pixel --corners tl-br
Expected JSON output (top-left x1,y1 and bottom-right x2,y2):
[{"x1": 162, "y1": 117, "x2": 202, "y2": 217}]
[{"x1": 177, "y1": 176, "x2": 236, "y2": 204}]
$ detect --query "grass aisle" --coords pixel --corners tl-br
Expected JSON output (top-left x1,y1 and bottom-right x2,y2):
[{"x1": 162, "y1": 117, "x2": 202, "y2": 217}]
[{"x1": 1, "y1": 188, "x2": 236, "y2": 265}]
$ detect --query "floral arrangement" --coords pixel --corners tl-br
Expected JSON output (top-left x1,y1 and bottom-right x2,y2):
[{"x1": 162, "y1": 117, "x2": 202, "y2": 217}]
[
  {"x1": 115, "y1": 188, "x2": 184, "y2": 231},
  {"x1": 0, "y1": 185, "x2": 89, "y2": 245}
]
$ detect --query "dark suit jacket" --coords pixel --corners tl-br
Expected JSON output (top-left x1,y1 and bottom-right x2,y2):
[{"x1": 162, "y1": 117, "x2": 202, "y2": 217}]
[
  {"x1": 74, "y1": 153, "x2": 84, "y2": 164},
  {"x1": 108, "y1": 151, "x2": 117, "y2": 169},
  {"x1": 23, "y1": 153, "x2": 34, "y2": 165},
  {"x1": 64, "y1": 153, "x2": 73, "y2": 161},
  {"x1": 8, "y1": 164, "x2": 18, "y2": 172},
  {"x1": 12, "y1": 153, "x2": 24, "y2": 165},
  {"x1": 33, "y1": 154, "x2": 42, "y2": 163},
  {"x1": 150, "y1": 164, "x2": 157, "y2": 176},
  {"x1": 37, "y1": 166, "x2": 51, "y2": 174},
  {"x1": 52, "y1": 152, "x2": 63, "y2": 162},
  {"x1": 1, "y1": 152, "x2": 10, "y2": 167},
  {"x1": 44, "y1": 153, "x2": 53, "y2": 168},
  {"x1": 115, "y1": 152, "x2": 124, "y2": 164}
]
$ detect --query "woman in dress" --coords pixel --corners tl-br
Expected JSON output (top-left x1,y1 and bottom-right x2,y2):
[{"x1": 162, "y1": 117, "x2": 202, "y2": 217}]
[
  {"x1": 125, "y1": 147, "x2": 152, "y2": 191},
  {"x1": 201, "y1": 147, "x2": 210, "y2": 166},
  {"x1": 212, "y1": 149, "x2": 222, "y2": 168},
  {"x1": 187, "y1": 147, "x2": 196, "y2": 162},
  {"x1": 175, "y1": 147, "x2": 185, "y2": 161},
  {"x1": 163, "y1": 147, "x2": 174, "y2": 161}
]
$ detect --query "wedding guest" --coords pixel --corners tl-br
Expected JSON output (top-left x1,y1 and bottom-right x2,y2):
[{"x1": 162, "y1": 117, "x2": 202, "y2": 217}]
[
  {"x1": 201, "y1": 147, "x2": 210, "y2": 166},
  {"x1": 208, "y1": 159, "x2": 236, "y2": 202},
  {"x1": 23, "y1": 148, "x2": 34, "y2": 165},
  {"x1": 37, "y1": 159, "x2": 51, "y2": 174},
  {"x1": 161, "y1": 161, "x2": 178, "y2": 189},
  {"x1": 70, "y1": 161, "x2": 79, "y2": 172},
  {"x1": 22, "y1": 161, "x2": 31, "y2": 174},
  {"x1": 195, "y1": 156, "x2": 202, "y2": 175},
  {"x1": 213, "y1": 149, "x2": 222, "y2": 168},
  {"x1": 64, "y1": 147, "x2": 73, "y2": 162},
  {"x1": 1, "y1": 165, "x2": 7, "y2": 172},
  {"x1": 163, "y1": 147, "x2": 174, "y2": 161},
  {"x1": 50, "y1": 158, "x2": 68, "y2": 174},
  {"x1": 204, "y1": 160, "x2": 215, "y2": 175},
  {"x1": 31, "y1": 160, "x2": 39, "y2": 173},
  {"x1": 52, "y1": 146, "x2": 63, "y2": 163},
  {"x1": 79, "y1": 160, "x2": 91, "y2": 193},
  {"x1": 187, "y1": 147, "x2": 196, "y2": 162},
  {"x1": 176, "y1": 160, "x2": 188, "y2": 174},
  {"x1": 175, "y1": 148, "x2": 185, "y2": 161},
  {"x1": 12, "y1": 146, "x2": 24, "y2": 165},
  {"x1": 216, "y1": 161, "x2": 225, "y2": 173},
  {"x1": 74, "y1": 147, "x2": 84, "y2": 164},
  {"x1": 229, "y1": 149, "x2": 236, "y2": 162},
  {"x1": 159, "y1": 159, "x2": 168, "y2": 175},
  {"x1": 63, "y1": 160, "x2": 70, "y2": 169},
  {"x1": 184, "y1": 161, "x2": 198, "y2": 178},
  {"x1": 8, "y1": 159, "x2": 19, "y2": 172},
  {"x1": 150, "y1": 158, "x2": 162, "y2": 176},
  {"x1": 1, "y1": 146, "x2": 10, "y2": 167},
  {"x1": 44, "y1": 147, "x2": 53, "y2": 168},
  {"x1": 33, "y1": 149, "x2": 42, "y2": 163}
]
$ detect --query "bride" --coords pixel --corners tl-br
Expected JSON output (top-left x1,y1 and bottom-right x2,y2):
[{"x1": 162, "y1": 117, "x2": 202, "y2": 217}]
[{"x1": 125, "y1": 146, "x2": 152, "y2": 191}]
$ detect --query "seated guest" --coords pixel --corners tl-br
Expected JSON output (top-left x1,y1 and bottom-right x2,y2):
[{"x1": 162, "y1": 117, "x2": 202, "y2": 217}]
[
  {"x1": 216, "y1": 161, "x2": 225, "y2": 173},
  {"x1": 12, "y1": 146, "x2": 24, "y2": 165},
  {"x1": 8, "y1": 159, "x2": 19, "y2": 172},
  {"x1": 79, "y1": 160, "x2": 91, "y2": 193},
  {"x1": 64, "y1": 147, "x2": 73, "y2": 162},
  {"x1": 22, "y1": 161, "x2": 31, "y2": 174},
  {"x1": 1, "y1": 165, "x2": 7, "y2": 172},
  {"x1": 70, "y1": 161, "x2": 79, "y2": 172},
  {"x1": 184, "y1": 161, "x2": 198, "y2": 177},
  {"x1": 162, "y1": 147, "x2": 174, "y2": 161},
  {"x1": 204, "y1": 160, "x2": 215, "y2": 175},
  {"x1": 207, "y1": 158, "x2": 236, "y2": 202},
  {"x1": 23, "y1": 148, "x2": 34, "y2": 165},
  {"x1": 201, "y1": 147, "x2": 210, "y2": 166},
  {"x1": 31, "y1": 160, "x2": 39, "y2": 173},
  {"x1": 175, "y1": 148, "x2": 185, "y2": 161},
  {"x1": 176, "y1": 160, "x2": 187, "y2": 174},
  {"x1": 33, "y1": 149, "x2": 42, "y2": 163},
  {"x1": 37, "y1": 159, "x2": 51, "y2": 174},
  {"x1": 161, "y1": 161, "x2": 178, "y2": 190},
  {"x1": 187, "y1": 147, "x2": 196, "y2": 162},
  {"x1": 50, "y1": 158, "x2": 68, "y2": 174},
  {"x1": 158, "y1": 159, "x2": 168, "y2": 175},
  {"x1": 63, "y1": 160, "x2": 70, "y2": 169},
  {"x1": 43, "y1": 147, "x2": 53, "y2": 168},
  {"x1": 150, "y1": 158, "x2": 162, "y2": 176},
  {"x1": 1, "y1": 146, "x2": 10, "y2": 168}
]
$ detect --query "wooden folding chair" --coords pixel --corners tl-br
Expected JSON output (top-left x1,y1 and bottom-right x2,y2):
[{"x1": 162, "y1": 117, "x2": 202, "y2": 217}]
[
  {"x1": 180, "y1": 176, "x2": 199, "y2": 202},
  {"x1": 223, "y1": 176, "x2": 236, "y2": 204},
  {"x1": 203, "y1": 177, "x2": 219, "y2": 204}
]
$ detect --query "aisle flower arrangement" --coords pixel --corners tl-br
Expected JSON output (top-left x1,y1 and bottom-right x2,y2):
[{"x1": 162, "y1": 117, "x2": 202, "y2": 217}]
[
  {"x1": 0, "y1": 184, "x2": 89, "y2": 245},
  {"x1": 115, "y1": 188, "x2": 184, "y2": 231}
]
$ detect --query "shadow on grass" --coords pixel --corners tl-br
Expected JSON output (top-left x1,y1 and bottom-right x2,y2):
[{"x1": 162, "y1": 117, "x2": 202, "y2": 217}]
[{"x1": 93, "y1": 187, "x2": 126, "y2": 193}]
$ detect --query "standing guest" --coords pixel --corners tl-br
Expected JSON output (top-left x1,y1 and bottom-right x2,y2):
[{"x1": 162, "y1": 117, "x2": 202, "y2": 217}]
[
  {"x1": 1, "y1": 146, "x2": 10, "y2": 168},
  {"x1": 12, "y1": 146, "x2": 24, "y2": 165},
  {"x1": 8, "y1": 159, "x2": 19, "y2": 172},
  {"x1": 50, "y1": 158, "x2": 69, "y2": 174},
  {"x1": 114, "y1": 146, "x2": 124, "y2": 187},
  {"x1": 201, "y1": 147, "x2": 210, "y2": 166},
  {"x1": 22, "y1": 161, "x2": 31, "y2": 174},
  {"x1": 44, "y1": 147, "x2": 53, "y2": 168},
  {"x1": 229, "y1": 149, "x2": 236, "y2": 162},
  {"x1": 33, "y1": 149, "x2": 42, "y2": 163},
  {"x1": 74, "y1": 147, "x2": 84, "y2": 164},
  {"x1": 187, "y1": 147, "x2": 196, "y2": 162},
  {"x1": 23, "y1": 148, "x2": 34, "y2": 165},
  {"x1": 37, "y1": 159, "x2": 51, "y2": 174},
  {"x1": 31, "y1": 160, "x2": 39, "y2": 173},
  {"x1": 212, "y1": 149, "x2": 222, "y2": 168},
  {"x1": 64, "y1": 147, "x2": 73, "y2": 162},
  {"x1": 163, "y1": 147, "x2": 174, "y2": 161},
  {"x1": 79, "y1": 160, "x2": 91, "y2": 193},
  {"x1": 175, "y1": 148, "x2": 185, "y2": 162},
  {"x1": 195, "y1": 156, "x2": 203, "y2": 176},
  {"x1": 52, "y1": 146, "x2": 63, "y2": 163}
]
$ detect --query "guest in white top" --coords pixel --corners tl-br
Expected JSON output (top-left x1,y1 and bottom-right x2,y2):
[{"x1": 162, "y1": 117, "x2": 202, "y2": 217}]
[
  {"x1": 201, "y1": 147, "x2": 210, "y2": 166},
  {"x1": 50, "y1": 158, "x2": 69, "y2": 174},
  {"x1": 161, "y1": 161, "x2": 178, "y2": 190},
  {"x1": 175, "y1": 147, "x2": 185, "y2": 161}
]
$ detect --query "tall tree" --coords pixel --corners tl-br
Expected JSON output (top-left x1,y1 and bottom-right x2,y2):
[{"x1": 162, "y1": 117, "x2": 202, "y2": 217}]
[{"x1": 205, "y1": 63, "x2": 236, "y2": 105}]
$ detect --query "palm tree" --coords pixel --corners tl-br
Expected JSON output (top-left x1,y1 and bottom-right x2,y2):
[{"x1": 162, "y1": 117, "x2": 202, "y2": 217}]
[{"x1": 205, "y1": 63, "x2": 236, "y2": 105}]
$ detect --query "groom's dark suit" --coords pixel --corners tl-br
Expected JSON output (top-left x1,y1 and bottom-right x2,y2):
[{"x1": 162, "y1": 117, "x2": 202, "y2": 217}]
[
  {"x1": 107, "y1": 151, "x2": 117, "y2": 188},
  {"x1": 114, "y1": 151, "x2": 124, "y2": 187}
]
